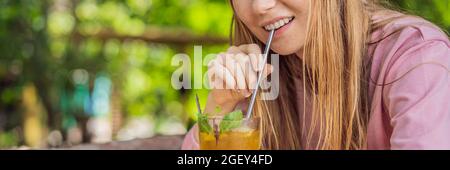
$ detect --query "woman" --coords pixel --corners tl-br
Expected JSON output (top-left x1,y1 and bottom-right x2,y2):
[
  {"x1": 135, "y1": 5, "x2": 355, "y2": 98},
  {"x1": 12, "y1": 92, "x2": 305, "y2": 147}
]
[{"x1": 182, "y1": 0, "x2": 450, "y2": 150}]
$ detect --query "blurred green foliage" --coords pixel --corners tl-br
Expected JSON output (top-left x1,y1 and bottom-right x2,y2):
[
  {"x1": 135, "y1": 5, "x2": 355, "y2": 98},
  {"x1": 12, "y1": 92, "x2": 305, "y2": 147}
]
[
  {"x1": 0, "y1": 0, "x2": 231, "y2": 147},
  {"x1": 391, "y1": 0, "x2": 450, "y2": 32},
  {"x1": 0, "y1": 0, "x2": 448, "y2": 148}
]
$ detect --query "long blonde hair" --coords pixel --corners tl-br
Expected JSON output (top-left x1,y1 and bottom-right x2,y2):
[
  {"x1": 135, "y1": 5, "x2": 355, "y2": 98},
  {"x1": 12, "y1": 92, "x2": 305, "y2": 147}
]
[{"x1": 230, "y1": 0, "x2": 389, "y2": 150}]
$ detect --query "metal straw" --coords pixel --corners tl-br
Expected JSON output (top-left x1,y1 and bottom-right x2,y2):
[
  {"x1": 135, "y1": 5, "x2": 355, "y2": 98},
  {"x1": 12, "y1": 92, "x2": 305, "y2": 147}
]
[
  {"x1": 195, "y1": 93, "x2": 202, "y2": 114},
  {"x1": 245, "y1": 29, "x2": 275, "y2": 119}
]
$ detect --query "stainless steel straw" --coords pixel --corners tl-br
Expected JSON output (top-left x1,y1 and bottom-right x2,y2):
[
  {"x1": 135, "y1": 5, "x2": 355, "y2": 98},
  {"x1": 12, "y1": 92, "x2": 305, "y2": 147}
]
[
  {"x1": 245, "y1": 29, "x2": 275, "y2": 119},
  {"x1": 195, "y1": 93, "x2": 202, "y2": 114}
]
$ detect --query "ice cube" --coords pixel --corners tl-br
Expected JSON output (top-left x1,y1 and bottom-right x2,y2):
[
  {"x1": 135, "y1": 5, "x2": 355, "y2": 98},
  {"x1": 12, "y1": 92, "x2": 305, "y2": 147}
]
[{"x1": 232, "y1": 125, "x2": 254, "y2": 133}]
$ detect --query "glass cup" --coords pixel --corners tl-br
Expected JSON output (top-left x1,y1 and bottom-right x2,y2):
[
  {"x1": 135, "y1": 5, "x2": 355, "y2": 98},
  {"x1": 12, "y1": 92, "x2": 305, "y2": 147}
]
[{"x1": 199, "y1": 116, "x2": 261, "y2": 150}]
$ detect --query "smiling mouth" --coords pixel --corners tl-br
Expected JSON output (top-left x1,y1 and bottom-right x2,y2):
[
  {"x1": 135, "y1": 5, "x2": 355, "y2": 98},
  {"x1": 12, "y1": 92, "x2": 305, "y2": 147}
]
[{"x1": 263, "y1": 17, "x2": 295, "y2": 31}]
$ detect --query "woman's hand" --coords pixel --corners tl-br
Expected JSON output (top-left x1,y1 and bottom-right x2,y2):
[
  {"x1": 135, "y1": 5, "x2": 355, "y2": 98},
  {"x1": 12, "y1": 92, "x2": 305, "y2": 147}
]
[{"x1": 204, "y1": 44, "x2": 273, "y2": 115}]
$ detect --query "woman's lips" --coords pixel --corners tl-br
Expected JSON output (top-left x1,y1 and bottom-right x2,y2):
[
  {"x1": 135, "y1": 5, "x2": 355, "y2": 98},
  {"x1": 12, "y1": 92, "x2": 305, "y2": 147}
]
[
  {"x1": 272, "y1": 18, "x2": 293, "y2": 38},
  {"x1": 263, "y1": 18, "x2": 293, "y2": 41}
]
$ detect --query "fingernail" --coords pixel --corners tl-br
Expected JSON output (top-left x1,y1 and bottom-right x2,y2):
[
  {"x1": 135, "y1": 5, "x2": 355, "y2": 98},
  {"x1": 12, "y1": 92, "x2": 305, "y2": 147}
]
[{"x1": 245, "y1": 92, "x2": 252, "y2": 97}]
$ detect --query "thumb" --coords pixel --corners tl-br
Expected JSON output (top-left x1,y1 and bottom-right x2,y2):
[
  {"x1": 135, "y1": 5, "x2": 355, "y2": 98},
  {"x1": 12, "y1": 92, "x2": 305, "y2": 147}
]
[
  {"x1": 262, "y1": 64, "x2": 273, "y2": 79},
  {"x1": 247, "y1": 64, "x2": 273, "y2": 91}
]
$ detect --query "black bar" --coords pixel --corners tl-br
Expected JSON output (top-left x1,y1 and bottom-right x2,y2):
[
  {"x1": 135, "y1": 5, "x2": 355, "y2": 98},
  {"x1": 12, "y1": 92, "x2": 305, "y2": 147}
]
[{"x1": 0, "y1": 150, "x2": 449, "y2": 169}]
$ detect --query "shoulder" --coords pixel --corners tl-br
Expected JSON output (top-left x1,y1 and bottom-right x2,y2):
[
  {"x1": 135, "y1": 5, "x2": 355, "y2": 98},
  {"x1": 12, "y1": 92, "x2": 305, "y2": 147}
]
[
  {"x1": 370, "y1": 13, "x2": 449, "y2": 51},
  {"x1": 368, "y1": 13, "x2": 450, "y2": 81}
]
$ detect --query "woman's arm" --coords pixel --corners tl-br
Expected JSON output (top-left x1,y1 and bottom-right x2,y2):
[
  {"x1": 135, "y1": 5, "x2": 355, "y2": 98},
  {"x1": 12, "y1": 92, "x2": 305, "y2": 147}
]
[
  {"x1": 181, "y1": 125, "x2": 200, "y2": 150},
  {"x1": 383, "y1": 40, "x2": 450, "y2": 149}
]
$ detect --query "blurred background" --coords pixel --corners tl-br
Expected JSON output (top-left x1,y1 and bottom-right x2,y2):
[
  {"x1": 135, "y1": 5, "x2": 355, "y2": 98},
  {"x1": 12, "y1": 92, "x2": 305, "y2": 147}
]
[{"x1": 0, "y1": 0, "x2": 449, "y2": 149}]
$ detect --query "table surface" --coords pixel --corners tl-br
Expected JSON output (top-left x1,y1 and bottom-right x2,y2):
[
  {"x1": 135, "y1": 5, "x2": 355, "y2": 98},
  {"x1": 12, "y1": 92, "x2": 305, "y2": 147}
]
[{"x1": 60, "y1": 135, "x2": 185, "y2": 150}]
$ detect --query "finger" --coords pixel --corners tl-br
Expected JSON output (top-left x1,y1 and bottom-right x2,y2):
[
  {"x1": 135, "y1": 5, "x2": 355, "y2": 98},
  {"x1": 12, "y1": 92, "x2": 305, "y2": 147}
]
[
  {"x1": 233, "y1": 55, "x2": 253, "y2": 96},
  {"x1": 223, "y1": 56, "x2": 244, "y2": 91},
  {"x1": 231, "y1": 55, "x2": 252, "y2": 97},
  {"x1": 207, "y1": 53, "x2": 225, "y2": 68},
  {"x1": 262, "y1": 64, "x2": 274, "y2": 79},
  {"x1": 227, "y1": 46, "x2": 242, "y2": 55},
  {"x1": 238, "y1": 44, "x2": 264, "y2": 71},
  {"x1": 224, "y1": 56, "x2": 249, "y2": 93},
  {"x1": 246, "y1": 66, "x2": 258, "y2": 91},
  {"x1": 222, "y1": 48, "x2": 244, "y2": 87},
  {"x1": 214, "y1": 59, "x2": 236, "y2": 90},
  {"x1": 216, "y1": 54, "x2": 237, "y2": 90},
  {"x1": 249, "y1": 64, "x2": 273, "y2": 90},
  {"x1": 238, "y1": 44, "x2": 262, "y2": 55},
  {"x1": 207, "y1": 63, "x2": 217, "y2": 88},
  {"x1": 247, "y1": 68, "x2": 258, "y2": 91},
  {"x1": 207, "y1": 60, "x2": 225, "y2": 89}
]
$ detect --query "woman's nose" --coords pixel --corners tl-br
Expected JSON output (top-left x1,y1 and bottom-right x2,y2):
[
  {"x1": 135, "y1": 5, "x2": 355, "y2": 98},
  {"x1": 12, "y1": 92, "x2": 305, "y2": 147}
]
[{"x1": 253, "y1": 0, "x2": 277, "y2": 14}]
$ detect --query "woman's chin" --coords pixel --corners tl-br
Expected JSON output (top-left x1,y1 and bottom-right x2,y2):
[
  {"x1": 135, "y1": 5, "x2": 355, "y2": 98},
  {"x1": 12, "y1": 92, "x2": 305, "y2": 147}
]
[{"x1": 271, "y1": 48, "x2": 299, "y2": 56}]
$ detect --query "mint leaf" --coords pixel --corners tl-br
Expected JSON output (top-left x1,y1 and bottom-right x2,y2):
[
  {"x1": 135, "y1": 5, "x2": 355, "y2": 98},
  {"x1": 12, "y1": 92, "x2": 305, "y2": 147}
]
[
  {"x1": 214, "y1": 106, "x2": 222, "y2": 114},
  {"x1": 197, "y1": 113, "x2": 212, "y2": 133},
  {"x1": 219, "y1": 110, "x2": 243, "y2": 133}
]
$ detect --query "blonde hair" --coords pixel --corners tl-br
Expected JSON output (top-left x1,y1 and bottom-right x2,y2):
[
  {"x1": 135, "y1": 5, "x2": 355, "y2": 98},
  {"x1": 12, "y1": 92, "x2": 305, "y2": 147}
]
[{"x1": 229, "y1": 0, "x2": 387, "y2": 150}]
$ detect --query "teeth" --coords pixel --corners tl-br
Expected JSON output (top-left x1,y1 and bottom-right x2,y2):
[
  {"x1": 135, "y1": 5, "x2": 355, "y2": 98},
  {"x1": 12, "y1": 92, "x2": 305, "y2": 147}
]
[
  {"x1": 264, "y1": 17, "x2": 293, "y2": 31},
  {"x1": 278, "y1": 20, "x2": 284, "y2": 27},
  {"x1": 278, "y1": 20, "x2": 283, "y2": 26},
  {"x1": 274, "y1": 22, "x2": 280, "y2": 29}
]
